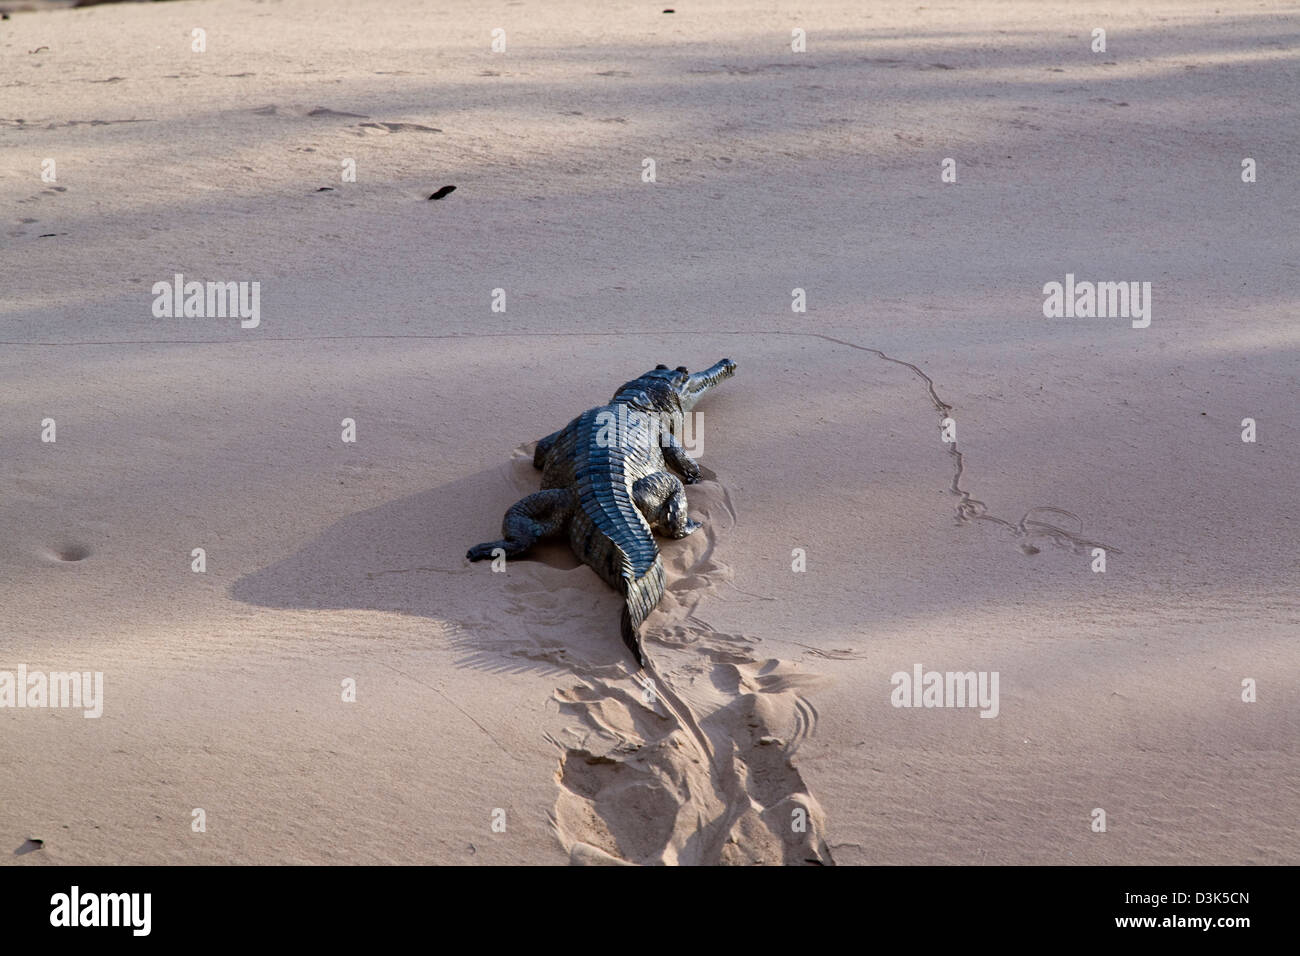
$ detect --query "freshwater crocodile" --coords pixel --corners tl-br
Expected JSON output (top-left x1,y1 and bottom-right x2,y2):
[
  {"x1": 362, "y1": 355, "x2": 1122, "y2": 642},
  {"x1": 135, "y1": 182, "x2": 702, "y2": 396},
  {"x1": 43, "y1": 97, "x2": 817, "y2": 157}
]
[{"x1": 467, "y1": 359, "x2": 737, "y2": 667}]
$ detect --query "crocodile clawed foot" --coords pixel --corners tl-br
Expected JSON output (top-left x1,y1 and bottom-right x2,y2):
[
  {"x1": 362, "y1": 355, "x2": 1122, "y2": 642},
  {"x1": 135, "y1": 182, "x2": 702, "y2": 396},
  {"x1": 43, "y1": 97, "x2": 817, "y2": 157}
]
[
  {"x1": 672, "y1": 519, "x2": 702, "y2": 538},
  {"x1": 682, "y1": 470, "x2": 702, "y2": 485},
  {"x1": 466, "y1": 543, "x2": 497, "y2": 561}
]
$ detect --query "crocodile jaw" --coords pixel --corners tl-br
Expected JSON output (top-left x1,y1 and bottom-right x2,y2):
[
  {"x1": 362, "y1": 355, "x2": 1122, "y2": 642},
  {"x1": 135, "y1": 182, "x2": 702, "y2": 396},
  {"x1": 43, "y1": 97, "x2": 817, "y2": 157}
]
[{"x1": 678, "y1": 358, "x2": 737, "y2": 412}]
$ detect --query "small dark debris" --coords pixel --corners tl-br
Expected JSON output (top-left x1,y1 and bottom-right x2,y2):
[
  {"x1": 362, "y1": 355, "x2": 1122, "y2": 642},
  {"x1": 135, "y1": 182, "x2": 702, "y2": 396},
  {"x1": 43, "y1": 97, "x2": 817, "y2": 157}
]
[
  {"x1": 38, "y1": 233, "x2": 56, "y2": 238},
  {"x1": 359, "y1": 121, "x2": 440, "y2": 133},
  {"x1": 427, "y1": 185, "x2": 456, "y2": 201},
  {"x1": 316, "y1": 186, "x2": 334, "y2": 191},
  {"x1": 29, "y1": 46, "x2": 49, "y2": 55},
  {"x1": 308, "y1": 107, "x2": 368, "y2": 118},
  {"x1": 663, "y1": 7, "x2": 675, "y2": 11}
]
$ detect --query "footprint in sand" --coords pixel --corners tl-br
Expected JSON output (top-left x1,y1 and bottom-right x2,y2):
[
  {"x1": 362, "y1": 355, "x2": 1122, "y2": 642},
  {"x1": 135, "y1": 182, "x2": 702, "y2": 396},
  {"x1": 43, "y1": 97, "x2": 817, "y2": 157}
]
[{"x1": 42, "y1": 544, "x2": 92, "y2": 564}]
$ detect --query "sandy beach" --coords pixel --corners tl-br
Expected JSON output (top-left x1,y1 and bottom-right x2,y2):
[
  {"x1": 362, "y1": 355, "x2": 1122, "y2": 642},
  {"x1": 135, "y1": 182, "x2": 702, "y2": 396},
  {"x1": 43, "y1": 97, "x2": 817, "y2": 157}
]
[{"x1": 1, "y1": 0, "x2": 1296, "y2": 865}]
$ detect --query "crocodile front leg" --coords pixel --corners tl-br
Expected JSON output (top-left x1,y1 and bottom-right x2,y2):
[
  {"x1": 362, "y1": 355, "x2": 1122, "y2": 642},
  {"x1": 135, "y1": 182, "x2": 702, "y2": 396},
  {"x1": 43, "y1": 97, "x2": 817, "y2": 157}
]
[
  {"x1": 467, "y1": 488, "x2": 572, "y2": 560},
  {"x1": 632, "y1": 471, "x2": 701, "y2": 538},
  {"x1": 661, "y1": 432, "x2": 702, "y2": 485}
]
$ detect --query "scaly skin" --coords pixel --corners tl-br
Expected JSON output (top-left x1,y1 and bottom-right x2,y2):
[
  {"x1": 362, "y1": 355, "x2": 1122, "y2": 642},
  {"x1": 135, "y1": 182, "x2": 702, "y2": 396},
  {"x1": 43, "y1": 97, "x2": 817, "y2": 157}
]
[{"x1": 467, "y1": 359, "x2": 737, "y2": 667}]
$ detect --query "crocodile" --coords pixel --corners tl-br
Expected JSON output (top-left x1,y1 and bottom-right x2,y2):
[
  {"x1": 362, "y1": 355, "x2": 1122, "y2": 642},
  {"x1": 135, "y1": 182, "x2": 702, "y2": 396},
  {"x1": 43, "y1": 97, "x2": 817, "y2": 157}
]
[{"x1": 467, "y1": 358, "x2": 737, "y2": 668}]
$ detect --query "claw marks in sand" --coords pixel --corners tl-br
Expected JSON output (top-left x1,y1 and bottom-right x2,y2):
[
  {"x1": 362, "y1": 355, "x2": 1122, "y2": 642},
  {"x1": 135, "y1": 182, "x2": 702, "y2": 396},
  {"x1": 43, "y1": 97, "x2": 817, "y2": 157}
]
[
  {"x1": 544, "y1": 481, "x2": 833, "y2": 865},
  {"x1": 551, "y1": 658, "x2": 830, "y2": 866}
]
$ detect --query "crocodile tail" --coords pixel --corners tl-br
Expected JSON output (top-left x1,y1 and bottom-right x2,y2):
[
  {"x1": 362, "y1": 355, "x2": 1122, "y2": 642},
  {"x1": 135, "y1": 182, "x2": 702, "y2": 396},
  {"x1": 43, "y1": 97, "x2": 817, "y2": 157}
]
[{"x1": 620, "y1": 556, "x2": 665, "y2": 668}]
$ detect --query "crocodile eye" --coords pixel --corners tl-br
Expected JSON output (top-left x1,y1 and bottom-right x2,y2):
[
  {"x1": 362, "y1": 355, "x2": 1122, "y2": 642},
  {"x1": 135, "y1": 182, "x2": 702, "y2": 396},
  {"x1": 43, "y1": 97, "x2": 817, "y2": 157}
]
[
  {"x1": 675, "y1": 366, "x2": 689, "y2": 373},
  {"x1": 655, "y1": 364, "x2": 668, "y2": 370}
]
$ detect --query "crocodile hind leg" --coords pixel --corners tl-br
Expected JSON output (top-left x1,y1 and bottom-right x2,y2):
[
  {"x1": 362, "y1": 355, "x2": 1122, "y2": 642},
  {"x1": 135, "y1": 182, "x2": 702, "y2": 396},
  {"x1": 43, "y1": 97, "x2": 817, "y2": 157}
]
[
  {"x1": 533, "y1": 429, "x2": 563, "y2": 470},
  {"x1": 632, "y1": 471, "x2": 701, "y2": 539},
  {"x1": 467, "y1": 488, "x2": 572, "y2": 561}
]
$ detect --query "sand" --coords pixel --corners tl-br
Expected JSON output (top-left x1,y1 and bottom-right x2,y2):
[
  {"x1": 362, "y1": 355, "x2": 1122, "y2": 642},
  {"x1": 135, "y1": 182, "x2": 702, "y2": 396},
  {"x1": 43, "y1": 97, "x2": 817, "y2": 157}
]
[{"x1": 1, "y1": 0, "x2": 1296, "y2": 865}]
